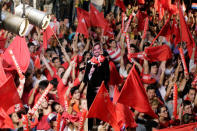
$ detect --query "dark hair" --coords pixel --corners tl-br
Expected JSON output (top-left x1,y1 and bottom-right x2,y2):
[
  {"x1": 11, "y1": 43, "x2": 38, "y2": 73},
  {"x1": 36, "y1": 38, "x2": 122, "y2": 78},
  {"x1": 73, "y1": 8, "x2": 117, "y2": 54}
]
[
  {"x1": 46, "y1": 48, "x2": 52, "y2": 53},
  {"x1": 188, "y1": 88, "x2": 196, "y2": 93},
  {"x1": 183, "y1": 100, "x2": 192, "y2": 108},
  {"x1": 51, "y1": 102, "x2": 60, "y2": 112},
  {"x1": 150, "y1": 62, "x2": 159, "y2": 67},
  {"x1": 146, "y1": 85, "x2": 156, "y2": 92},
  {"x1": 157, "y1": 105, "x2": 167, "y2": 114},
  {"x1": 39, "y1": 80, "x2": 49, "y2": 90},
  {"x1": 28, "y1": 42, "x2": 35, "y2": 48},
  {"x1": 70, "y1": 86, "x2": 79, "y2": 96},
  {"x1": 130, "y1": 44, "x2": 139, "y2": 52},
  {"x1": 50, "y1": 78, "x2": 58, "y2": 89},
  {"x1": 52, "y1": 57, "x2": 59, "y2": 63}
]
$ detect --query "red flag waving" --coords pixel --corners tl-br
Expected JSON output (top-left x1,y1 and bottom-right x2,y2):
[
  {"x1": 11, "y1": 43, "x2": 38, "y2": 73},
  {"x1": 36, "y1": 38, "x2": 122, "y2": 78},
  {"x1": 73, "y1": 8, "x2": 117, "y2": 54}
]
[
  {"x1": 151, "y1": 17, "x2": 171, "y2": 44},
  {"x1": 117, "y1": 65, "x2": 158, "y2": 118},
  {"x1": 136, "y1": 11, "x2": 148, "y2": 31},
  {"x1": 153, "y1": 122, "x2": 197, "y2": 131},
  {"x1": 0, "y1": 58, "x2": 7, "y2": 86},
  {"x1": 77, "y1": 8, "x2": 90, "y2": 27},
  {"x1": 115, "y1": 0, "x2": 126, "y2": 12},
  {"x1": 0, "y1": 107, "x2": 14, "y2": 129},
  {"x1": 90, "y1": 4, "x2": 107, "y2": 29},
  {"x1": 43, "y1": 26, "x2": 54, "y2": 49},
  {"x1": 113, "y1": 87, "x2": 137, "y2": 128},
  {"x1": 0, "y1": 76, "x2": 22, "y2": 111},
  {"x1": 87, "y1": 82, "x2": 120, "y2": 131},
  {"x1": 171, "y1": 19, "x2": 181, "y2": 47},
  {"x1": 145, "y1": 44, "x2": 172, "y2": 62},
  {"x1": 76, "y1": 16, "x2": 89, "y2": 38},
  {"x1": 178, "y1": 4, "x2": 197, "y2": 59},
  {"x1": 34, "y1": 55, "x2": 41, "y2": 69},
  {"x1": 138, "y1": 0, "x2": 145, "y2": 4},
  {"x1": 3, "y1": 36, "x2": 30, "y2": 73},
  {"x1": 108, "y1": 61, "x2": 123, "y2": 86}
]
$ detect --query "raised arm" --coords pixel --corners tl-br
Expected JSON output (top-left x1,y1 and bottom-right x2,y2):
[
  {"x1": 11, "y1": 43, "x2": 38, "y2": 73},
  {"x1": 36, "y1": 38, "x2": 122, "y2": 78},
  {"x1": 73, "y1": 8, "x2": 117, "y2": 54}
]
[
  {"x1": 17, "y1": 77, "x2": 25, "y2": 98},
  {"x1": 40, "y1": 54, "x2": 54, "y2": 77}
]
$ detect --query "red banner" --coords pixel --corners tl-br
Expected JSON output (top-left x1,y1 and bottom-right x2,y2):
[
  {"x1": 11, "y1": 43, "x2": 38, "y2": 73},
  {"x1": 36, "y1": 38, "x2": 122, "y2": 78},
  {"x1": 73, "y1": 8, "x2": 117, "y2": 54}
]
[{"x1": 153, "y1": 122, "x2": 197, "y2": 131}]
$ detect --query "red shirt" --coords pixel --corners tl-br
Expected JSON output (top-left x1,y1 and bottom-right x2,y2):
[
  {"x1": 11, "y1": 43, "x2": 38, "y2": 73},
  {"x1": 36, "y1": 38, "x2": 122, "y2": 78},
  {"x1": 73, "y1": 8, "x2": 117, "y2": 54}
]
[{"x1": 36, "y1": 114, "x2": 50, "y2": 130}]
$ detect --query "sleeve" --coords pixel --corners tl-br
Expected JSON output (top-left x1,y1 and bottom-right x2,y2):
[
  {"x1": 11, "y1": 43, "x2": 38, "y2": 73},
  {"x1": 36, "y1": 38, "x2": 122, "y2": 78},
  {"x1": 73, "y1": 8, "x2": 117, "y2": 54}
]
[
  {"x1": 83, "y1": 62, "x2": 91, "y2": 83},
  {"x1": 103, "y1": 59, "x2": 110, "y2": 86}
]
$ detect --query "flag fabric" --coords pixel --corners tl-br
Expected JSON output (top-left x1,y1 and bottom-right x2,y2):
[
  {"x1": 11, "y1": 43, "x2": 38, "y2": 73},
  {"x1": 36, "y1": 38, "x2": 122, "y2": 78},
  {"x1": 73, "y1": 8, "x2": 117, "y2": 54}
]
[
  {"x1": 0, "y1": 107, "x2": 14, "y2": 129},
  {"x1": 87, "y1": 82, "x2": 120, "y2": 131},
  {"x1": 151, "y1": 17, "x2": 171, "y2": 44},
  {"x1": 145, "y1": 44, "x2": 172, "y2": 62},
  {"x1": 153, "y1": 122, "x2": 197, "y2": 131},
  {"x1": 171, "y1": 19, "x2": 181, "y2": 47},
  {"x1": 115, "y1": 0, "x2": 126, "y2": 12},
  {"x1": 113, "y1": 87, "x2": 137, "y2": 128},
  {"x1": 178, "y1": 4, "x2": 197, "y2": 59},
  {"x1": 0, "y1": 36, "x2": 6, "y2": 50},
  {"x1": 77, "y1": 8, "x2": 90, "y2": 27},
  {"x1": 0, "y1": 76, "x2": 22, "y2": 112},
  {"x1": 3, "y1": 36, "x2": 30, "y2": 73},
  {"x1": 117, "y1": 65, "x2": 158, "y2": 118},
  {"x1": 138, "y1": 0, "x2": 145, "y2": 5},
  {"x1": 43, "y1": 26, "x2": 54, "y2": 49},
  {"x1": 76, "y1": 16, "x2": 89, "y2": 38},
  {"x1": 136, "y1": 11, "x2": 148, "y2": 31},
  {"x1": 0, "y1": 58, "x2": 7, "y2": 86},
  {"x1": 128, "y1": 45, "x2": 172, "y2": 62},
  {"x1": 34, "y1": 55, "x2": 41, "y2": 69},
  {"x1": 108, "y1": 61, "x2": 123, "y2": 86},
  {"x1": 90, "y1": 4, "x2": 107, "y2": 29}
]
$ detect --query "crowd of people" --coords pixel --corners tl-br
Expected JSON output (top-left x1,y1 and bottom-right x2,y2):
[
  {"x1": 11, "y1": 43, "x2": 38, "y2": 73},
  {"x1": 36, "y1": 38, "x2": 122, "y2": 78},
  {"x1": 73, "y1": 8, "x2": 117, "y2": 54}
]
[{"x1": 0, "y1": 0, "x2": 197, "y2": 131}]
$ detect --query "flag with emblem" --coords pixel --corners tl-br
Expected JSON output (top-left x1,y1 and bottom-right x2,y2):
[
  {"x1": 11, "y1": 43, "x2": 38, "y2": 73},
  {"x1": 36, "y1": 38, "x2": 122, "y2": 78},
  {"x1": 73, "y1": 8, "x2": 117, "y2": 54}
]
[
  {"x1": 87, "y1": 81, "x2": 120, "y2": 131},
  {"x1": 76, "y1": 16, "x2": 89, "y2": 38},
  {"x1": 77, "y1": 8, "x2": 90, "y2": 27}
]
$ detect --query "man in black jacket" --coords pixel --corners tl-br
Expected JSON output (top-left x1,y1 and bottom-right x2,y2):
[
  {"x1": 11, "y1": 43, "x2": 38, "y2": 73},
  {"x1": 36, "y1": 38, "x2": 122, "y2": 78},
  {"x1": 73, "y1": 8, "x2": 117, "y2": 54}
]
[{"x1": 80, "y1": 43, "x2": 110, "y2": 130}]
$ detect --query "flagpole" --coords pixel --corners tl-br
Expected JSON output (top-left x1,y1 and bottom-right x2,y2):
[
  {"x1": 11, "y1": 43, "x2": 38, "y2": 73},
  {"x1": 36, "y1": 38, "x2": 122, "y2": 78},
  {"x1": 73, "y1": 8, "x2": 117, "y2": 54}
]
[
  {"x1": 49, "y1": 26, "x2": 63, "y2": 48},
  {"x1": 177, "y1": 0, "x2": 183, "y2": 46}
]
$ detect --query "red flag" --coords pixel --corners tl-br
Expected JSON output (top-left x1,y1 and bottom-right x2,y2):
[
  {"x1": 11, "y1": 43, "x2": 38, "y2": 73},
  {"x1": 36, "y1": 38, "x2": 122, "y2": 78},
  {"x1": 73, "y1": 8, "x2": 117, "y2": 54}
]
[
  {"x1": 178, "y1": 4, "x2": 197, "y2": 59},
  {"x1": 3, "y1": 36, "x2": 30, "y2": 73},
  {"x1": 171, "y1": 19, "x2": 181, "y2": 47},
  {"x1": 0, "y1": 107, "x2": 14, "y2": 129},
  {"x1": 153, "y1": 122, "x2": 197, "y2": 131},
  {"x1": 115, "y1": 0, "x2": 126, "y2": 12},
  {"x1": 136, "y1": 11, "x2": 148, "y2": 31},
  {"x1": 108, "y1": 61, "x2": 123, "y2": 86},
  {"x1": 90, "y1": 4, "x2": 107, "y2": 29},
  {"x1": 0, "y1": 58, "x2": 7, "y2": 86},
  {"x1": 0, "y1": 76, "x2": 22, "y2": 112},
  {"x1": 76, "y1": 16, "x2": 89, "y2": 38},
  {"x1": 113, "y1": 87, "x2": 137, "y2": 128},
  {"x1": 173, "y1": 83, "x2": 178, "y2": 118},
  {"x1": 145, "y1": 44, "x2": 172, "y2": 62},
  {"x1": 138, "y1": 0, "x2": 145, "y2": 4},
  {"x1": 117, "y1": 65, "x2": 158, "y2": 118},
  {"x1": 43, "y1": 26, "x2": 54, "y2": 49},
  {"x1": 34, "y1": 55, "x2": 41, "y2": 69},
  {"x1": 0, "y1": 36, "x2": 6, "y2": 49},
  {"x1": 160, "y1": 0, "x2": 171, "y2": 10},
  {"x1": 77, "y1": 8, "x2": 90, "y2": 27},
  {"x1": 87, "y1": 82, "x2": 120, "y2": 131},
  {"x1": 151, "y1": 17, "x2": 171, "y2": 44}
]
